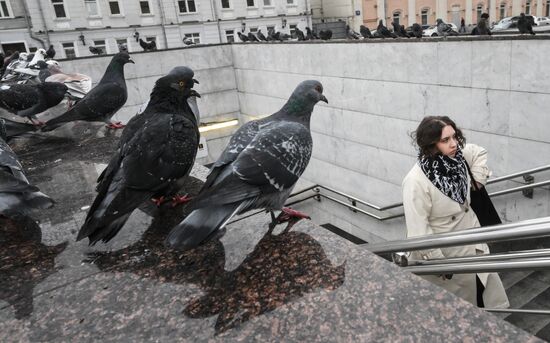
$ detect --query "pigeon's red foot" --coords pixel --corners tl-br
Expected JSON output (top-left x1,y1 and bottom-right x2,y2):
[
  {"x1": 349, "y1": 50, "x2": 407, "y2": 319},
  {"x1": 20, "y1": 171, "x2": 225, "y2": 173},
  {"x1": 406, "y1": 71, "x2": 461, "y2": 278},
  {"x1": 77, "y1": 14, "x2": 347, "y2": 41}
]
[
  {"x1": 107, "y1": 121, "x2": 125, "y2": 129},
  {"x1": 276, "y1": 207, "x2": 311, "y2": 223},
  {"x1": 151, "y1": 196, "x2": 166, "y2": 207},
  {"x1": 171, "y1": 194, "x2": 192, "y2": 207},
  {"x1": 30, "y1": 118, "x2": 45, "y2": 126}
]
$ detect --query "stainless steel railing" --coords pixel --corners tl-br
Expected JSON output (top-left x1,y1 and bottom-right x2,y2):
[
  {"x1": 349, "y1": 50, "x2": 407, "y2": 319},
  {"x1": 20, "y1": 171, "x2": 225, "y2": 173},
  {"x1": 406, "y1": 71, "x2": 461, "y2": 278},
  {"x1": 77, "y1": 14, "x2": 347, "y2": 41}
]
[{"x1": 284, "y1": 164, "x2": 550, "y2": 221}]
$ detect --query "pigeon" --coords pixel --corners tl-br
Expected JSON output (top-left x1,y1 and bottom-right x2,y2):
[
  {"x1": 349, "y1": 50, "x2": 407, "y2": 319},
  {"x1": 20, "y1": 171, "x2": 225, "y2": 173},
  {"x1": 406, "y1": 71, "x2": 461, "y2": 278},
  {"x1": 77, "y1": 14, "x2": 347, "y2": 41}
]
[
  {"x1": 295, "y1": 27, "x2": 306, "y2": 41},
  {"x1": 346, "y1": 25, "x2": 361, "y2": 39},
  {"x1": 45, "y1": 63, "x2": 92, "y2": 99},
  {"x1": 377, "y1": 20, "x2": 397, "y2": 38},
  {"x1": 139, "y1": 38, "x2": 157, "y2": 51},
  {"x1": 436, "y1": 18, "x2": 458, "y2": 36},
  {"x1": 133, "y1": 31, "x2": 140, "y2": 42},
  {"x1": 391, "y1": 23, "x2": 410, "y2": 38},
  {"x1": 183, "y1": 37, "x2": 196, "y2": 45},
  {"x1": 46, "y1": 45, "x2": 56, "y2": 59},
  {"x1": 0, "y1": 82, "x2": 68, "y2": 125},
  {"x1": 42, "y1": 52, "x2": 134, "y2": 131},
  {"x1": 0, "y1": 119, "x2": 54, "y2": 216},
  {"x1": 257, "y1": 29, "x2": 268, "y2": 41},
  {"x1": 118, "y1": 43, "x2": 128, "y2": 52},
  {"x1": 165, "y1": 80, "x2": 328, "y2": 251},
  {"x1": 1, "y1": 117, "x2": 37, "y2": 141},
  {"x1": 411, "y1": 23, "x2": 423, "y2": 38},
  {"x1": 360, "y1": 25, "x2": 373, "y2": 38},
  {"x1": 306, "y1": 27, "x2": 319, "y2": 40},
  {"x1": 475, "y1": 14, "x2": 492, "y2": 35},
  {"x1": 0, "y1": 51, "x2": 19, "y2": 76},
  {"x1": 89, "y1": 46, "x2": 104, "y2": 55},
  {"x1": 237, "y1": 32, "x2": 249, "y2": 42},
  {"x1": 247, "y1": 32, "x2": 260, "y2": 42},
  {"x1": 77, "y1": 68, "x2": 200, "y2": 245},
  {"x1": 319, "y1": 29, "x2": 332, "y2": 40},
  {"x1": 518, "y1": 13, "x2": 535, "y2": 35}
]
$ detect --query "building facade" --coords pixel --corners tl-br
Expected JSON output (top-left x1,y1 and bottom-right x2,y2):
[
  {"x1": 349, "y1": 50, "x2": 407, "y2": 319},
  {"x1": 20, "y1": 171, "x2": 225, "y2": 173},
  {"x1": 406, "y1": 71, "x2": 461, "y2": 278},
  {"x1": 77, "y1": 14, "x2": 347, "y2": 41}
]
[
  {"x1": 363, "y1": 0, "x2": 550, "y2": 28},
  {"x1": 0, "y1": 0, "x2": 311, "y2": 58}
]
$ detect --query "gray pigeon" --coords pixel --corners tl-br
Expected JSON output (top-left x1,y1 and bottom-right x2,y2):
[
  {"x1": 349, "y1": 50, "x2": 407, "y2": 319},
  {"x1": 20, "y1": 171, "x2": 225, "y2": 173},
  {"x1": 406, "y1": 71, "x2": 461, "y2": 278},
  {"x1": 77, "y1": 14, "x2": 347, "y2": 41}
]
[
  {"x1": 247, "y1": 32, "x2": 260, "y2": 42},
  {"x1": 436, "y1": 18, "x2": 458, "y2": 36},
  {"x1": 0, "y1": 82, "x2": 68, "y2": 125},
  {"x1": 77, "y1": 68, "x2": 200, "y2": 245},
  {"x1": 41, "y1": 52, "x2": 134, "y2": 131},
  {"x1": 295, "y1": 27, "x2": 306, "y2": 41},
  {"x1": 237, "y1": 32, "x2": 249, "y2": 42},
  {"x1": 165, "y1": 80, "x2": 328, "y2": 251},
  {"x1": 518, "y1": 13, "x2": 535, "y2": 35},
  {"x1": 346, "y1": 25, "x2": 361, "y2": 39},
  {"x1": 377, "y1": 20, "x2": 397, "y2": 38},
  {"x1": 411, "y1": 23, "x2": 423, "y2": 38},
  {"x1": 257, "y1": 29, "x2": 268, "y2": 41},
  {"x1": 46, "y1": 45, "x2": 56, "y2": 59},
  {"x1": 0, "y1": 119, "x2": 54, "y2": 216},
  {"x1": 360, "y1": 25, "x2": 374, "y2": 38}
]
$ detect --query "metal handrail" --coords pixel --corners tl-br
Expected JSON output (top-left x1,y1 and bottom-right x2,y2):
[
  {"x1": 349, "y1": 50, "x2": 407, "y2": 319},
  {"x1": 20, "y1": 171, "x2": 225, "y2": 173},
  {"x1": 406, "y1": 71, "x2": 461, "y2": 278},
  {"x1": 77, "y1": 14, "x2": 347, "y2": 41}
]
[
  {"x1": 366, "y1": 217, "x2": 550, "y2": 254},
  {"x1": 403, "y1": 257, "x2": 550, "y2": 274},
  {"x1": 408, "y1": 248, "x2": 550, "y2": 266},
  {"x1": 485, "y1": 308, "x2": 550, "y2": 316},
  {"x1": 287, "y1": 163, "x2": 550, "y2": 218}
]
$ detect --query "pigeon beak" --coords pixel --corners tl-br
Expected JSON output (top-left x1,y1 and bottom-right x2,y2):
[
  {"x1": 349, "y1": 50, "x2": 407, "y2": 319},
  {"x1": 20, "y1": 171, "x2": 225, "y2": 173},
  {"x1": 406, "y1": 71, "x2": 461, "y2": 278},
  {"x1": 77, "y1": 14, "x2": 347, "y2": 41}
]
[
  {"x1": 193, "y1": 79, "x2": 199, "y2": 84},
  {"x1": 320, "y1": 95, "x2": 328, "y2": 104},
  {"x1": 128, "y1": 59, "x2": 135, "y2": 64},
  {"x1": 190, "y1": 90, "x2": 201, "y2": 98}
]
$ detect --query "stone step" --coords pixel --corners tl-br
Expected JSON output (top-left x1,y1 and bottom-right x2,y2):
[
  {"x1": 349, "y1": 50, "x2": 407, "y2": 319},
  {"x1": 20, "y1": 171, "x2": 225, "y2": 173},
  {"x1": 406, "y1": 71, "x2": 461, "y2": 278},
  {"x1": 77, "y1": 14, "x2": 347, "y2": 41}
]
[
  {"x1": 505, "y1": 287, "x2": 550, "y2": 338},
  {"x1": 503, "y1": 271, "x2": 550, "y2": 309},
  {"x1": 499, "y1": 270, "x2": 535, "y2": 290}
]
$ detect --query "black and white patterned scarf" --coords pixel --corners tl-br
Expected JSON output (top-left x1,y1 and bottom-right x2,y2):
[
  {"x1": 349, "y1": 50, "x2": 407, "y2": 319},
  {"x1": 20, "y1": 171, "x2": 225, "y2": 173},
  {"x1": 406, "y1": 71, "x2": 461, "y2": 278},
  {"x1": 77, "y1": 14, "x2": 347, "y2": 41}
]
[{"x1": 419, "y1": 149, "x2": 468, "y2": 204}]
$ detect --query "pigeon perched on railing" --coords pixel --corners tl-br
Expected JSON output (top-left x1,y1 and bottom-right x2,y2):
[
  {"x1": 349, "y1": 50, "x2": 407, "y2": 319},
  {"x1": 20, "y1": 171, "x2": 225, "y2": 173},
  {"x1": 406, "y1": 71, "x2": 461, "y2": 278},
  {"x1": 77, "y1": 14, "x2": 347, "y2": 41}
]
[
  {"x1": 377, "y1": 20, "x2": 397, "y2": 38},
  {"x1": 0, "y1": 82, "x2": 68, "y2": 125},
  {"x1": 436, "y1": 18, "x2": 459, "y2": 36},
  {"x1": 237, "y1": 32, "x2": 249, "y2": 42},
  {"x1": 46, "y1": 45, "x2": 56, "y2": 59},
  {"x1": 139, "y1": 38, "x2": 157, "y2": 51},
  {"x1": 165, "y1": 80, "x2": 328, "y2": 251},
  {"x1": 247, "y1": 32, "x2": 260, "y2": 42},
  {"x1": 319, "y1": 29, "x2": 333, "y2": 40},
  {"x1": 346, "y1": 25, "x2": 361, "y2": 39},
  {"x1": 306, "y1": 27, "x2": 319, "y2": 40},
  {"x1": 391, "y1": 23, "x2": 410, "y2": 38},
  {"x1": 89, "y1": 46, "x2": 104, "y2": 55},
  {"x1": 257, "y1": 29, "x2": 268, "y2": 41},
  {"x1": 360, "y1": 25, "x2": 374, "y2": 38},
  {"x1": 411, "y1": 23, "x2": 423, "y2": 38},
  {"x1": 42, "y1": 52, "x2": 134, "y2": 131},
  {"x1": 295, "y1": 27, "x2": 307, "y2": 40},
  {"x1": 518, "y1": 13, "x2": 536, "y2": 35},
  {"x1": 0, "y1": 119, "x2": 54, "y2": 216},
  {"x1": 77, "y1": 68, "x2": 200, "y2": 245}
]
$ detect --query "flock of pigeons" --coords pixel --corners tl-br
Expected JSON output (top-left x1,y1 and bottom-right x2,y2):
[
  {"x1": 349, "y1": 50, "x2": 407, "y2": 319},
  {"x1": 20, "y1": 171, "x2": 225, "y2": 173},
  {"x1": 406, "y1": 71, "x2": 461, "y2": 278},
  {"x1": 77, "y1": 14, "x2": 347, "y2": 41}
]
[{"x1": 0, "y1": 51, "x2": 328, "y2": 252}]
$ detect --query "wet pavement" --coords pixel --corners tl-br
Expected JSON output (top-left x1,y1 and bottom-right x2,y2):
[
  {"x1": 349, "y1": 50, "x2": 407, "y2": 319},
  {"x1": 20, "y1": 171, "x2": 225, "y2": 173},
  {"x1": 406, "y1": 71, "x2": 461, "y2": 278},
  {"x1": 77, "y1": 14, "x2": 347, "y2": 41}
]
[{"x1": 0, "y1": 125, "x2": 540, "y2": 342}]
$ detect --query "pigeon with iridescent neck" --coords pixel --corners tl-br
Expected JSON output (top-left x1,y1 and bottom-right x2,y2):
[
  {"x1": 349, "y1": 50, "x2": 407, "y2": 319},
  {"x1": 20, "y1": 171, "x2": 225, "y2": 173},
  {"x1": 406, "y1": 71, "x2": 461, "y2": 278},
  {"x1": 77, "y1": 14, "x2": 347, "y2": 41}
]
[{"x1": 166, "y1": 80, "x2": 328, "y2": 251}]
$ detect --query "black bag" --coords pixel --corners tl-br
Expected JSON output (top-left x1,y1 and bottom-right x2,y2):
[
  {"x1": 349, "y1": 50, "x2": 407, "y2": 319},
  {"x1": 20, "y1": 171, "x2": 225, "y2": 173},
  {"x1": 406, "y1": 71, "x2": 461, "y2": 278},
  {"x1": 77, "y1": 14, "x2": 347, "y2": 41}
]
[{"x1": 465, "y1": 162, "x2": 502, "y2": 227}]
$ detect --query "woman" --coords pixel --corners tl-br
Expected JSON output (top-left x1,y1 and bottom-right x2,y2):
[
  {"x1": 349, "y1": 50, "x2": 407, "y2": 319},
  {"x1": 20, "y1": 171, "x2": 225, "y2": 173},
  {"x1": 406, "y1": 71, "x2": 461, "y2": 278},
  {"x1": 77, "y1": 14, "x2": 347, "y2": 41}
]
[{"x1": 402, "y1": 116, "x2": 509, "y2": 308}]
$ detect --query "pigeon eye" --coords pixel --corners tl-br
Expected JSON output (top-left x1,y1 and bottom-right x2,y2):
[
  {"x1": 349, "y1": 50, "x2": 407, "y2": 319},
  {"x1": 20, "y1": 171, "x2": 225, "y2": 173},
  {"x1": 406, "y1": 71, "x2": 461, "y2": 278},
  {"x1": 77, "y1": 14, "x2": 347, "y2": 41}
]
[
  {"x1": 179, "y1": 81, "x2": 185, "y2": 87},
  {"x1": 315, "y1": 85, "x2": 322, "y2": 93}
]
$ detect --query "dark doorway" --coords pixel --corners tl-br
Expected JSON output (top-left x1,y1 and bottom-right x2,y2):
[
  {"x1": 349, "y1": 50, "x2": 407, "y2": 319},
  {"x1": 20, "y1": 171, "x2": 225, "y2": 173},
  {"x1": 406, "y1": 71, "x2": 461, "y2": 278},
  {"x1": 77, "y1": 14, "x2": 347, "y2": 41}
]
[{"x1": 1, "y1": 42, "x2": 27, "y2": 54}]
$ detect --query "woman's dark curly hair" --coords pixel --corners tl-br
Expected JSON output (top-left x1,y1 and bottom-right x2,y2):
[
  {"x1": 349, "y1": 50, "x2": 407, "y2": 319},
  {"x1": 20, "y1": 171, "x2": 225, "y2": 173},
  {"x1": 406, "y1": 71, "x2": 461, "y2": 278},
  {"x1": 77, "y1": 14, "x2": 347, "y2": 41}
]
[{"x1": 411, "y1": 116, "x2": 466, "y2": 158}]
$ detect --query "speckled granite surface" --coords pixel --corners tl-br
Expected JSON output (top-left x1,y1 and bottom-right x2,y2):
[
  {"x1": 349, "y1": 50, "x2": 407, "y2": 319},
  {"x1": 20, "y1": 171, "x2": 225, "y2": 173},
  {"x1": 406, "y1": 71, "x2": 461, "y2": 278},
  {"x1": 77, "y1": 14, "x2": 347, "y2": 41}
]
[{"x1": 0, "y1": 130, "x2": 540, "y2": 342}]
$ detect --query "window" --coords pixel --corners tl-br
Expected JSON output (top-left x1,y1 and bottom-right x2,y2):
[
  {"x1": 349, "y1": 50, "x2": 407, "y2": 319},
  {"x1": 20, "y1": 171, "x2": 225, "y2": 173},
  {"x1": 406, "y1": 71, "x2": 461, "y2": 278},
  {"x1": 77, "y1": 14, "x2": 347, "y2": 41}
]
[
  {"x1": 93, "y1": 39, "x2": 106, "y2": 54},
  {"x1": 246, "y1": 0, "x2": 255, "y2": 7},
  {"x1": 184, "y1": 33, "x2": 200, "y2": 44},
  {"x1": 116, "y1": 38, "x2": 127, "y2": 51},
  {"x1": 109, "y1": 1, "x2": 121, "y2": 14},
  {"x1": 225, "y1": 29, "x2": 234, "y2": 42},
  {"x1": 547, "y1": 0, "x2": 549, "y2": 16},
  {"x1": 221, "y1": 0, "x2": 230, "y2": 9},
  {"x1": 85, "y1": 0, "x2": 100, "y2": 16},
  {"x1": 286, "y1": 0, "x2": 294, "y2": 4},
  {"x1": 476, "y1": 4, "x2": 483, "y2": 21},
  {"x1": 0, "y1": 0, "x2": 12, "y2": 18},
  {"x1": 421, "y1": 8, "x2": 429, "y2": 25},
  {"x1": 145, "y1": 36, "x2": 156, "y2": 43},
  {"x1": 29, "y1": 47, "x2": 38, "y2": 53},
  {"x1": 500, "y1": 2, "x2": 506, "y2": 19},
  {"x1": 393, "y1": 11, "x2": 401, "y2": 25},
  {"x1": 140, "y1": 1, "x2": 151, "y2": 14},
  {"x1": 178, "y1": 0, "x2": 196, "y2": 13},
  {"x1": 249, "y1": 27, "x2": 258, "y2": 33},
  {"x1": 264, "y1": 0, "x2": 272, "y2": 5},
  {"x1": 62, "y1": 42, "x2": 75, "y2": 58},
  {"x1": 525, "y1": 0, "x2": 530, "y2": 14},
  {"x1": 289, "y1": 24, "x2": 297, "y2": 35},
  {"x1": 52, "y1": 0, "x2": 67, "y2": 18}
]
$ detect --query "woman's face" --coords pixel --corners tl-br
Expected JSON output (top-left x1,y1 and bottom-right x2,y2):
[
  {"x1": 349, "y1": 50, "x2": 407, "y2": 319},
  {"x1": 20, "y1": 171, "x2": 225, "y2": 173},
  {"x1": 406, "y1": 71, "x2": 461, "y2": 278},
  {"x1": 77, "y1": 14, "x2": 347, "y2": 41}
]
[{"x1": 436, "y1": 125, "x2": 458, "y2": 158}]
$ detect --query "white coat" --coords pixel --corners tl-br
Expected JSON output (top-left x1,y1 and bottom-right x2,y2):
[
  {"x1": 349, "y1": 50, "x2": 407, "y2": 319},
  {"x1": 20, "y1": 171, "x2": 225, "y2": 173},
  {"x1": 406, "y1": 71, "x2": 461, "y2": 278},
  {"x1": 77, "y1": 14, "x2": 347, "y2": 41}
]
[{"x1": 402, "y1": 144, "x2": 509, "y2": 308}]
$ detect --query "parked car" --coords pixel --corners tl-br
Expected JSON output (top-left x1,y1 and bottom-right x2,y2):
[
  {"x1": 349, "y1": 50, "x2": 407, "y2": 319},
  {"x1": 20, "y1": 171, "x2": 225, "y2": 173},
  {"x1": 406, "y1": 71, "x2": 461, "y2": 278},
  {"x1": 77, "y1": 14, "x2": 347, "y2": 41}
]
[
  {"x1": 535, "y1": 16, "x2": 550, "y2": 26},
  {"x1": 422, "y1": 23, "x2": 458, "y2": 36},
  {"x1": 492, "y1": 15, "x2": 537, "y2": 30},
  {"x1": 405, "y1": 24, "x2": 431, "y2": 35}
]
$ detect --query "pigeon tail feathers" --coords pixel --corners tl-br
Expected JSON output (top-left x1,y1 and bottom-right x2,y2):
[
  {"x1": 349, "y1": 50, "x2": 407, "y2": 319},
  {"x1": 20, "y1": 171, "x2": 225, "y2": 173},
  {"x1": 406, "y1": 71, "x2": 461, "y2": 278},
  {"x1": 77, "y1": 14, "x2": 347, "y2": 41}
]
[{"x1": 166, "y1": 202, "x2": 246, "y2": 251}]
